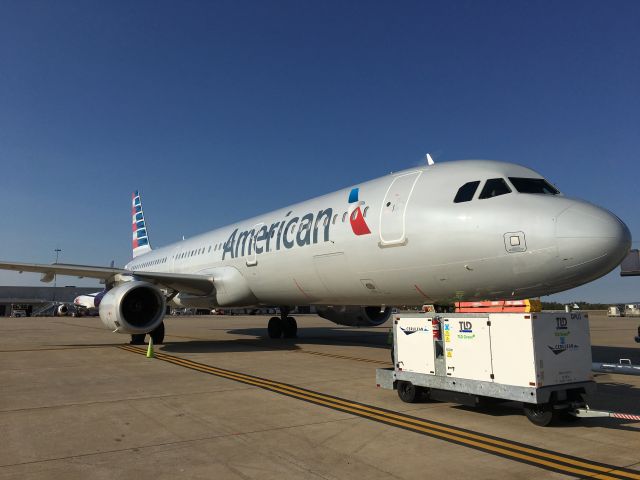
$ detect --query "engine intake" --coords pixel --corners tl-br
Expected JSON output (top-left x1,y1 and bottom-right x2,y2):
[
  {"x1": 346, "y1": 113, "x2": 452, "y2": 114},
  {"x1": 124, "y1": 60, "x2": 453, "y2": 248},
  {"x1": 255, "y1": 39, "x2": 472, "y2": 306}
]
[
  {"x1": 317, "y1": 306, "x2": 392, "y2": 327},
  {"x1": 99, "y1": 281, "x2": 166, "y2": 334}
]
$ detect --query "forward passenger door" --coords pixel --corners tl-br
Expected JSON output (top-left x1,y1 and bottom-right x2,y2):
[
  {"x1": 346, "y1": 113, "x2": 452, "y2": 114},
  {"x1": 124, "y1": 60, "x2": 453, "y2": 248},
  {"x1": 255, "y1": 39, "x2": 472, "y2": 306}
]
[{"x1": 379, "y1": 171, "x2": 422, "y2": 247}]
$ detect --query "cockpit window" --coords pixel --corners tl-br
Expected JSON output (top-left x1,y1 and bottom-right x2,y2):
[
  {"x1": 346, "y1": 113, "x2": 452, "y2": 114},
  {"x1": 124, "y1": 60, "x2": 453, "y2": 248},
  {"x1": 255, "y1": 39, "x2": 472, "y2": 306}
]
[
  {"x1": 453, "y1": 181, "x2": 480, "y2": 203},
  {"x1": 508, "y1": 177, "x2": 560, "y2": 195},
  {"x1": 479, "y1": 178, "x2": 511, "y2": 199}
]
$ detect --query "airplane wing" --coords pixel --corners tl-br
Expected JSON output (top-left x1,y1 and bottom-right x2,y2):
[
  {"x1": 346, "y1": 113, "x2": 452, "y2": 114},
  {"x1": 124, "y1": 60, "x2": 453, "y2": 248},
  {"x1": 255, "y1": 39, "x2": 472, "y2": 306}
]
[{"x1": 0, "y1": 261, "x2": 214, "y2": 296}]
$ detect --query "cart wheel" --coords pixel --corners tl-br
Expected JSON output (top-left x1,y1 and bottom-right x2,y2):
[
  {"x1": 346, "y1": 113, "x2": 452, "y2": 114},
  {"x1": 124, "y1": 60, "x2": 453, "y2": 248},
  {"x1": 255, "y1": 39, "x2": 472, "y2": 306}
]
[
  {"x1": 523, "y1": 403, "x2": 555, "y2": 426},
  {"x1": 397, "y1": 381, "x2": 421, "y2": 403}
]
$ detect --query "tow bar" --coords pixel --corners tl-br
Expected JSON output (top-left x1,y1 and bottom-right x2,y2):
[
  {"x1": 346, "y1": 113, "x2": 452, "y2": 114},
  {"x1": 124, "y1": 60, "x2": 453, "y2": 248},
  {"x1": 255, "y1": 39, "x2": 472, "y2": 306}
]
[
  {"x1": 592, "y1": 359, "x2": 640, "y2": 376},
  {"x1": 570, "y1": 406, "x2": 640, "y2": 422}
]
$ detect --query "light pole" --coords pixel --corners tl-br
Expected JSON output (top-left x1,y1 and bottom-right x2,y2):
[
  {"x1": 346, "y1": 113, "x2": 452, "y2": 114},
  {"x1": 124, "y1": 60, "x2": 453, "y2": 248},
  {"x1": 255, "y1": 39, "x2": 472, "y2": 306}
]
[{"x1": 53, "y1": 248, "x2": 61, "y2": 303}]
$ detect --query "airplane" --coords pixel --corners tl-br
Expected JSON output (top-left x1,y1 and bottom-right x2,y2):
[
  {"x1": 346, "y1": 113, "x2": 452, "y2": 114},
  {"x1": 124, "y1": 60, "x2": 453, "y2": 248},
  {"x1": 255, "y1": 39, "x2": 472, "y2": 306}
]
[
  {"x1": 0, "y1": 159, "x2": 632, "y2": 345},
  {"x1": 73, "y1": 290, "x2": 105, "y2": 316}
]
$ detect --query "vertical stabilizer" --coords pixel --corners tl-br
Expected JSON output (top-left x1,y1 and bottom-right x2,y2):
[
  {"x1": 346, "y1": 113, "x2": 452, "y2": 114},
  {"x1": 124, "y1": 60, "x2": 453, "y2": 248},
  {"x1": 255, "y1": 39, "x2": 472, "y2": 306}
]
[{"x1": 132, "y1": 190, "x2": 152, "y2": 258}]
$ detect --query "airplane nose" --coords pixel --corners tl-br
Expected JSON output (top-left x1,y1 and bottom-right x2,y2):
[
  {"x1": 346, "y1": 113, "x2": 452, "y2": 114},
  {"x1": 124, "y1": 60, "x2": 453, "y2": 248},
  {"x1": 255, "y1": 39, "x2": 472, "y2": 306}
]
[{"x1": 556, "y1": 203, "x2": 631, "y2": 276}]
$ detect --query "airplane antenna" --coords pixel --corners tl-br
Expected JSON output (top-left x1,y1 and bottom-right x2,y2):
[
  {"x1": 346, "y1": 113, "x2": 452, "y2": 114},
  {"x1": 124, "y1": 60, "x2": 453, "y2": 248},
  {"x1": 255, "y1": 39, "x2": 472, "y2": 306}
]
[{"x1": 425, "y1": 153, "x2": 435, "y2": 166}]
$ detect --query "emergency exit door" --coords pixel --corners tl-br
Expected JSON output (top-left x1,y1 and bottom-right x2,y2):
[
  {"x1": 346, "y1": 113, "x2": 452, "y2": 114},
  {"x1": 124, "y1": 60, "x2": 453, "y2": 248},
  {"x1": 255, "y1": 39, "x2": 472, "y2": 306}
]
[{"x1": 379, "y1": 171, "x2": 422, "y2": 246}]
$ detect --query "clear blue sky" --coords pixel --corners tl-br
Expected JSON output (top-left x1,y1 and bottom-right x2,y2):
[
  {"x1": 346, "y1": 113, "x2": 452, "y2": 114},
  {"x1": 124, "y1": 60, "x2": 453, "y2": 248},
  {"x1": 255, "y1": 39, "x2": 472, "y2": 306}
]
[{"x1": 0, "y1": 0, "x2": 638, "y2": 302}]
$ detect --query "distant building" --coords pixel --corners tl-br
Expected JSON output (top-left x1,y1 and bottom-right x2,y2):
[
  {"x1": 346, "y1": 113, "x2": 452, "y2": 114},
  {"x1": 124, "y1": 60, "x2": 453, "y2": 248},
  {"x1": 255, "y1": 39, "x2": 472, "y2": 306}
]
[{"x1": 0, "y1": 286, "x2": 99, "y2": 316}]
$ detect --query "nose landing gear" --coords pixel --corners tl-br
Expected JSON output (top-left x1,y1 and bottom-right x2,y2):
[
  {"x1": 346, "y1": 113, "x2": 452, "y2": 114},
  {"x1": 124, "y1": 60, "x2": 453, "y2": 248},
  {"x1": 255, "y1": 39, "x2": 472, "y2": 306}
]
[{"x1": 267, "y1": 306, "x2": 298, "y2": 339}]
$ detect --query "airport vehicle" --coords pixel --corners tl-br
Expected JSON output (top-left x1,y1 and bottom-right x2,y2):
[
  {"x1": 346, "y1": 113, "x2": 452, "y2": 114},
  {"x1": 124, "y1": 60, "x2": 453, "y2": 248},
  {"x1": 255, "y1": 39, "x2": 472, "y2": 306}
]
[
  {"x1": 607, "y1": 305, "x2": 623, "y2": 317},
  {"x1": 377, "y1": 312, "x2": 595, "y2": 426},
  {"x1": 9, "y1": 303, "x2": 30, "y2": 317},
  {"x1": 624, "y1": 304, "x2": 640, "y2": 317},
  {"x1": 0, "y1": 160, "x2": 631, "y2": 344}
]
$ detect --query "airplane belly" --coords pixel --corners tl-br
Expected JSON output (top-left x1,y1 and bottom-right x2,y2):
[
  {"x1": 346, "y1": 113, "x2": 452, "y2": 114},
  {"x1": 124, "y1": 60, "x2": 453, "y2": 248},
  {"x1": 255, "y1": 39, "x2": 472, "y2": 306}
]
[{"x1": 238, "y1": 252, "x2": 333, "y2": 304}]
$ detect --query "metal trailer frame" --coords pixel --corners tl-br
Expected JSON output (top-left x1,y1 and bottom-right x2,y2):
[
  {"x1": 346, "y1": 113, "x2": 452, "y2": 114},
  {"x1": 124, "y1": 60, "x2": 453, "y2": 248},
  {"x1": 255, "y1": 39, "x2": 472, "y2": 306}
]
[
  {"x1": 376, "y1": 367, "x2": 640, "y2": 424},
  {"x1": 376, "y1": 367, "x2": 596, "y2": 405}
]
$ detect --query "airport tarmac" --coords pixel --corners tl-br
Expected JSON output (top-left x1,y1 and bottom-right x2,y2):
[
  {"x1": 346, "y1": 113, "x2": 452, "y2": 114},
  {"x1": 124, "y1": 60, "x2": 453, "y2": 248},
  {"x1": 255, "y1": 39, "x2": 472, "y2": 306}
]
[{"x1": 1, "y1": 312, "x2": 639, "y2": 479}]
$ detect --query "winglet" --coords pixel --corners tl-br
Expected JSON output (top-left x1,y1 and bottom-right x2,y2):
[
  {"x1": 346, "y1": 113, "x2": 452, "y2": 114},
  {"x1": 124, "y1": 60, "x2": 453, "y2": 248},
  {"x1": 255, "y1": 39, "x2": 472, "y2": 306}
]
[{"x1": 425, "y1": 153, "x2": 435, "y2": 166}]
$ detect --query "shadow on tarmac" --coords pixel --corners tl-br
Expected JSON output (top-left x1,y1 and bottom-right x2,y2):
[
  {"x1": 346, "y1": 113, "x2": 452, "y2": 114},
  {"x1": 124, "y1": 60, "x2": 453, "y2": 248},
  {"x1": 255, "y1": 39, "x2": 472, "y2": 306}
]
[
  {"x1": 450, "y1": 402, "x2": 640, "y2": 431},
  {"x1": 160, "y1": 326, "x2": 391, "y2": 354},
  {"x1": 592, "y1": 345, "x2": 640, "y2": 364},
  {"x1": 160, "y1": 338, "x2": 302, "y2": 353}
]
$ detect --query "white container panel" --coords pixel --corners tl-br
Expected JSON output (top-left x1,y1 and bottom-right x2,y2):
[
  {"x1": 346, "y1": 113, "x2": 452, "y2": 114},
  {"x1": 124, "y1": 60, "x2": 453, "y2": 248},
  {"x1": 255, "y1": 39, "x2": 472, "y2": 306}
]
[
  {"x1": 395, "y1": 317, "x2": 436, "y2": 375},
  {"x1": 488, "y1": 313, "x2": 536, "y2": 387},
  {"x1": 532, "y1": 312, "x2": 593, "y2": 386},
  {"x1": 443, "y1": 316, "x2": 493, "y2": 382}
]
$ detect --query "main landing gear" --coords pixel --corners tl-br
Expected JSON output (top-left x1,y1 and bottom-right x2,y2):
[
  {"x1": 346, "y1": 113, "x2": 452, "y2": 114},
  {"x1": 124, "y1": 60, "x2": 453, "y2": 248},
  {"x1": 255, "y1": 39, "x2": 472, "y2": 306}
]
[
  {"x1": 267, "y1": 306, "x2": 297, "y2": 339},
  {"x1": 129, "y1": 321, "x2": 165, "y2": 345}
]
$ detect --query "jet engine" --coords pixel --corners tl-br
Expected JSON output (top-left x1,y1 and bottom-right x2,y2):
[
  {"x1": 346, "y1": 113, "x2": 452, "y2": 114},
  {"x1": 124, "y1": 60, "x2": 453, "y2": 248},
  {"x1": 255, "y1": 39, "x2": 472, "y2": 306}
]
[
  {"x1": 56, "y1": 304, "x2": 69, "y2": 316},
  {"x1": 98, "y1": 281, "x2": 166, "y2": 334},
  {"x1": 316, "y1": 306, "x2": 392, "y2": 327}
]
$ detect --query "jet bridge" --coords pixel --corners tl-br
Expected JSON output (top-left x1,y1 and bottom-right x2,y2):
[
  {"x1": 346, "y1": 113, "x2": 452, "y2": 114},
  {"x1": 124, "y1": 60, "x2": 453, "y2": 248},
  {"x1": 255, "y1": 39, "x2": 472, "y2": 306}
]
[{"x1": 621, "y1": 249, "x2": 640, "y2": 276}]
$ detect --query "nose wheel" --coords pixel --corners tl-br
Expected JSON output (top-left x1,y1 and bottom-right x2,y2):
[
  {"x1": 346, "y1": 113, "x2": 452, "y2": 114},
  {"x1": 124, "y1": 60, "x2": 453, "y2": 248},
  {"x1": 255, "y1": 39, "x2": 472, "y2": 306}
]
[{"x1": 267, "y1": 307, "x2": 297, "y2": 338}]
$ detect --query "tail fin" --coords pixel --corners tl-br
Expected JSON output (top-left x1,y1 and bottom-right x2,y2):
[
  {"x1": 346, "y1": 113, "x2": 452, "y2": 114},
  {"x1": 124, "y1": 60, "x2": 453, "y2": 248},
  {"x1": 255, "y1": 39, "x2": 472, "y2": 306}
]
[{"x1": 132, "y1": 190, "x2": 152, "y2": 258}]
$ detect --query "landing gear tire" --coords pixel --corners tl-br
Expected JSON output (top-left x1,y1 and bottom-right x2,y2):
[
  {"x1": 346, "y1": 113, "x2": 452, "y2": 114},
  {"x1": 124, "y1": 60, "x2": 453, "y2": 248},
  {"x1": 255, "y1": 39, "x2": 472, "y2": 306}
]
[
  {"x1": 130, "y1": 333, "x2": 146, "y2": 345},
  {"x1": 150, "y1": 322, "x2": 165, "y2": 345},
  {"x1": 283, "y1": 316, "x2": 297, "y2": 338},
  {"x1": 397, "y1": 381, "x2": 422, "y2": 403},
  {"x1": 268, "y1": 317, "x2": 283, "y2": 339},
  {"x1": 523, "y1": 403, "x2": 556, "y2": 427}
]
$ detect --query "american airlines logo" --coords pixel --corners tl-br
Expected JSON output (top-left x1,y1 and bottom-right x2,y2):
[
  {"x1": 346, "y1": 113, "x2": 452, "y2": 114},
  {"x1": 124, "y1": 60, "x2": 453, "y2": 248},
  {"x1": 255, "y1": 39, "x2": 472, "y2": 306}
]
[
  {"x1": 348, "y1": 188, "x2": 371, "y2": 236},
  {"x1": 222, "y1": 186, "x2": 372, "y2": 260},
  {"x1": 223, "y1": 208, "x2": 333, "y2": 260}
]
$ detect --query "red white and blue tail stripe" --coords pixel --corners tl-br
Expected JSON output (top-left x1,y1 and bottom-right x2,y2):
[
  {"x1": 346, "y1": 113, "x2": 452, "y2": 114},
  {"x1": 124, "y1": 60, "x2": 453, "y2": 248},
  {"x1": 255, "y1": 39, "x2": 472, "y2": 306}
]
[{"x1": 132, "y1": 190, "x2": 152, "y2": 258}]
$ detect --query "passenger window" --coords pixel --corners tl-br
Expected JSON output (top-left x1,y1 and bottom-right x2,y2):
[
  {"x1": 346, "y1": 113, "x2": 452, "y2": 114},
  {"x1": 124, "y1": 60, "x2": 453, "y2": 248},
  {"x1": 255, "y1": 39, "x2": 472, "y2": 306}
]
[
  {"x1": 508, "y1": 177, "x2": 560, "y2": 195},
  {"x1": 453, "y1": 181, "x2": 480, "y2": 203},
  {"x1": 479, "y1": 178, "x2": 511, "y2": 199}
]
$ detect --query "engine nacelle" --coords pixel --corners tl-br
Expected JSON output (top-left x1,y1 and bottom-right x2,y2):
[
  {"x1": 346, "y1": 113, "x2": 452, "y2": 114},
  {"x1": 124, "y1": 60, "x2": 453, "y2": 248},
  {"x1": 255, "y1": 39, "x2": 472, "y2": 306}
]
[
  {"x1": 316, "y1": 306, "x2": 392, "y2": 327},
  {"x1": 56, "y1": 304, "x2": 69, "y2": 316},
  {"x1": 99, "y1": 281, "x2": 166, "y2": 334}
]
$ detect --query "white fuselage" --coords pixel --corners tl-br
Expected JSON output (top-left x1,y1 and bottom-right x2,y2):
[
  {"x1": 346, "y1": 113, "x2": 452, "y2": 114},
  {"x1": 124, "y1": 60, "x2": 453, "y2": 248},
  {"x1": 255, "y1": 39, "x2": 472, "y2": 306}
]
[{"x1": 124, "y1": 160, "x2": 631, "y2": 308}]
